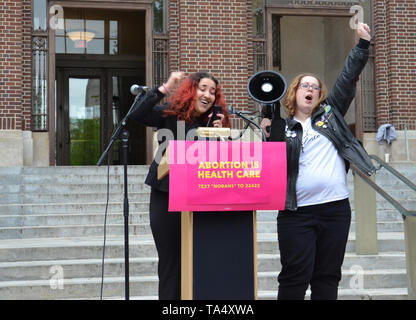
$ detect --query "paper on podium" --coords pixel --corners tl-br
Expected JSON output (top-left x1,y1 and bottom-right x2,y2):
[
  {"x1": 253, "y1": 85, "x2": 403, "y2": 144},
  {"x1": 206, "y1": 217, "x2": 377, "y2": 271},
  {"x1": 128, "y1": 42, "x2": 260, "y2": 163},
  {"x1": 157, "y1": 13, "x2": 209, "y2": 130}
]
[{"x1": 196, "y1": 127, "x2": 231, "y2": 140}]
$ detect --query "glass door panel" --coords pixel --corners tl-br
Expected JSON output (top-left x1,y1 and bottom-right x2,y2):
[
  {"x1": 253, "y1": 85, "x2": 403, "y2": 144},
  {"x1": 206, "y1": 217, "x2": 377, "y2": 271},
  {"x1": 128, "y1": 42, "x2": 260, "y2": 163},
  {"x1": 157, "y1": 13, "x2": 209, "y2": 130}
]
[{"x1": 68, "y1": 77, "x2": 101, "y2": 165}]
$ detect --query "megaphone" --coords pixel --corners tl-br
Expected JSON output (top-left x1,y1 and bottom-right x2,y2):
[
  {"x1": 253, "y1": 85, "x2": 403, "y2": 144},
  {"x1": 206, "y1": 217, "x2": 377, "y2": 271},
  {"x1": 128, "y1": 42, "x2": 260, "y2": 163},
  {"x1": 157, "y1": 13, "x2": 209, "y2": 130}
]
[{"x1": 247, "y1": 70, "x2": 287, "y2": 105}]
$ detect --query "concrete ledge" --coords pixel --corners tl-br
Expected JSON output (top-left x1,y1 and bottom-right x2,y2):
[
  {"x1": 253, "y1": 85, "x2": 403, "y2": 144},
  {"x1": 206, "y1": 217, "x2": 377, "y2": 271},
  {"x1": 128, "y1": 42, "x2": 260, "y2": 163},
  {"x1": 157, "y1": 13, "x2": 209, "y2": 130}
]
[
  {"x1": 364, "y1": 130, "x2": 416, "y2": 163},
  {"x1": 0, "y1": 130, "x2": 23, "y2": 167},
  {"x1": 23, "y1": 131, "x2": 33, "y2": 166},
  {"x1": 32, "y1": 132, "x2": 49, "y2": 166}
]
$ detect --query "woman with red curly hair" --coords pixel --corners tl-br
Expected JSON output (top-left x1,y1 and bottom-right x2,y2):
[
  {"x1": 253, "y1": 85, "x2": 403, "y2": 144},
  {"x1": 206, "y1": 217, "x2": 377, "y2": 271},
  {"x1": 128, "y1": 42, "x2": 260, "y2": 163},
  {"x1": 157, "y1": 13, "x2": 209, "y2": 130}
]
[{"x1": 130, "y1": 71, "x2": 230, "y2": 300}]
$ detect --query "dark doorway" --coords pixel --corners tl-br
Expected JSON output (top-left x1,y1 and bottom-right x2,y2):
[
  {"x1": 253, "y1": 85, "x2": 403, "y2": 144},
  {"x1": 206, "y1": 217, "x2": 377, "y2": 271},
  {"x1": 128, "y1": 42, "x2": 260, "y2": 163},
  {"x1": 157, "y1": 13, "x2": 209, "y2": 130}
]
[{"x1": 54, "y1": 8, "x2": 147, "y2": 165}]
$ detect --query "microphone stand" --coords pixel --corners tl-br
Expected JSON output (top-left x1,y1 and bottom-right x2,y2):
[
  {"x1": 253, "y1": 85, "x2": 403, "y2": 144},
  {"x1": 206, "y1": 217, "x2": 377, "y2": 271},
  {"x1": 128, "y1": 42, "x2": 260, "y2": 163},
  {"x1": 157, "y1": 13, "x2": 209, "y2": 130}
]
[
  {"x1": 229, "y1": 106, "x2": 267, "y2": 142},
  {"x1": 97, "y1": 90, "x2": 148, "y2": 300}
]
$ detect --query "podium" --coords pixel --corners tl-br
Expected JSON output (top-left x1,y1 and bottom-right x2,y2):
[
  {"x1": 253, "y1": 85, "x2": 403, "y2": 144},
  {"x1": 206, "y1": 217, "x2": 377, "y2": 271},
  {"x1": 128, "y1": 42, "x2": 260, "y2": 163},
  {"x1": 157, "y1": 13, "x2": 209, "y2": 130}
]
[
  {"x1": 181, "y1": 210, "x2": 257, "y2": 300},
  {"x1": 159, "y1": 129, "x2": 286, "y2": 300}
]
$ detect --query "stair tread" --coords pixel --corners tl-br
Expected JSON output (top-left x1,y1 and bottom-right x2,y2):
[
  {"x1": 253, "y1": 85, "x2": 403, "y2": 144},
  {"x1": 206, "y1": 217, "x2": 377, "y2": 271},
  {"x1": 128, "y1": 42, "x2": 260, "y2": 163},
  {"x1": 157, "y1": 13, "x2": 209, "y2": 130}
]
[
  {"x1": 258, "y1": 252, "x2": 406, "y2": 258},
  {"x1": 0, "y1": 222, "x2": 150, "y2": 229},
  {"x1": 258, "y1": 268, "x2": 407, "y2": 277},
  {"x1": 0, "y1": 257, "x2": 158, "y2": 268},
  {"x1": 258, "y1": 287, "x2": 409, "y2": 298},
  {"x1": 0, "y1": 235, "x2": 155, "y2": 249},
  {"x1": 0, "y1": 275, "x2": 158, "y2": 287}
]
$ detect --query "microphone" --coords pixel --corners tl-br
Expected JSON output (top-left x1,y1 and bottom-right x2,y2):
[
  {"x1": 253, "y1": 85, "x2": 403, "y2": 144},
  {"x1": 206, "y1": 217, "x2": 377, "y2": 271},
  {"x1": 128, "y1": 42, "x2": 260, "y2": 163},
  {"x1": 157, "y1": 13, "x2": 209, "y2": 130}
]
[{"x1": 130, "y1": 84, "x2": 148, "y2": 96}]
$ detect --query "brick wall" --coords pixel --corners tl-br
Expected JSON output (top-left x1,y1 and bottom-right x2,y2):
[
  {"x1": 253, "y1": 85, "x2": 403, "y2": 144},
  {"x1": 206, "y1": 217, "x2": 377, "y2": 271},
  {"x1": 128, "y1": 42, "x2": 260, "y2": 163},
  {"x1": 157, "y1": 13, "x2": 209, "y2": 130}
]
[
  {"x1": 374, "y1": 0, "x2": 416, "y2": 130},
  {"x1": 1, "y1": 1, "x2": 414, "y2": 135},
  {"x1": 0, "y1": 0, "x2": 31, "y2": 131},
  {"x1": 168, "y1": 0, "x2": 254, "y2": 122}
]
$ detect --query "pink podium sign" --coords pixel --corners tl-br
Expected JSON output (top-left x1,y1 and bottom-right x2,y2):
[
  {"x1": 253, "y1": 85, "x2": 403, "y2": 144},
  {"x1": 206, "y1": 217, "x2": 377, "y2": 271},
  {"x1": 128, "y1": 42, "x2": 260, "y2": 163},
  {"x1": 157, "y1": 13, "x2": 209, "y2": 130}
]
[{"x1": 168, "y1": 140, "x2": 286, "y2": 212}]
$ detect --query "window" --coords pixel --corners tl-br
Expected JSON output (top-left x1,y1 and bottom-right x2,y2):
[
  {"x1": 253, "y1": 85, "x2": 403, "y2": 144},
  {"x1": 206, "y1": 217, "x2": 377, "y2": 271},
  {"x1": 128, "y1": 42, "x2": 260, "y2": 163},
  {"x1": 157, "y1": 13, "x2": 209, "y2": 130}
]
[
  {"x1": 153, "y1": 0, "x2": 168, "y2": 86},
  {"x1": 252, "y1": 0, "x2": 266, "y2": 72},
  {"x1": 272, "y1": 15, "x2": 281, "y2": 70},
  {"x1": 153, "y1": 0, "x2": 167, "y2": 34},
  {"x1": 55, "y1": 15, "x2": 118, "y2": 55},
  {"x1": 31, "y1": 0, "x2": 48, "y2": 131}
]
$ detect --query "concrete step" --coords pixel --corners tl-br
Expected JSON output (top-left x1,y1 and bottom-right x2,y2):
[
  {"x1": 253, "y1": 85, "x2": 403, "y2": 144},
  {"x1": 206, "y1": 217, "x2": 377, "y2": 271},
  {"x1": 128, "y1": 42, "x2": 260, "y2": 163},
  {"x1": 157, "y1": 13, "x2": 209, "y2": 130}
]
[
  {"x1": 353, "y1": 189, "x2": 416, "y2": 200},
  {"x1": 350, "y1": 199, "x2": 416, "y2": 210},
  {"x1": 2, "y1": 231, "x2": 402, "y2": 264},
  {"x1": 0, "y1": 222, "x2": 152, "y2": 239},
  {"x1": 257, "y1": 268, "x2": 407, "y2": 291},
  {"x1": 0, "y1": 231, "x2": 405, "y2": 263},
  {"x1": 0, "y1": 192, "x2": 151, "y2": 205},
  {"x1": 0, "y1": 212, "x2": 149, "y2": 227},
  {"x1": 21, "y1": 183, "x2": 150, "y2": 194},
  {"x1": 258, "y1": 287, "x2": 409, "y2": 300},
  {"x1": 0, "y1": 236, "x2": 157, "y2": 262},
  {"x1": 351, "y1": 209, "x2": 406, "y2": 222},
  {"x1": 0, "y1": 201, "x2": 150, "y2": 215},
  {"x1": 257, "y1": 210, "x2": 405, "y2": 223},
  {"x1": 0, "y1": 275, "x2": 159, "y2": 300},
  {"x1": 256, "y1": 220, "x2": 404, "y2": 233},
  {"x1": 257, "y1": 232, "x2": 405, "y2": 254},
  {"x1": 0, "y1": 263, "x2": 408, "y2": 300},
  {"x1": 18, "y1": 174, "x2": 148, "y2": 185},
  {"x1": 1, "y1": 252, "x2": 404, "y2": 284},
  {"x1": 257, "y1": 252, "x2": 406, "y2": 272},
  {"x1": 0, "y1": 257, "x2": 158, "y2": 281},
  {"x1": 0, "y1": 165, "x2": 150, "y2": 177}
]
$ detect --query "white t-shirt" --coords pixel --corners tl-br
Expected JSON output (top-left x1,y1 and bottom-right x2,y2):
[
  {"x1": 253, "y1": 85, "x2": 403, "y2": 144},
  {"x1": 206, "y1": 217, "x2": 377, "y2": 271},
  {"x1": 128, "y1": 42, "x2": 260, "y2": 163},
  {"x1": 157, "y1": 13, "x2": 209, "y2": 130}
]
[{"x1": 294, "y1": 116, "x2": 349, "y2": 207}]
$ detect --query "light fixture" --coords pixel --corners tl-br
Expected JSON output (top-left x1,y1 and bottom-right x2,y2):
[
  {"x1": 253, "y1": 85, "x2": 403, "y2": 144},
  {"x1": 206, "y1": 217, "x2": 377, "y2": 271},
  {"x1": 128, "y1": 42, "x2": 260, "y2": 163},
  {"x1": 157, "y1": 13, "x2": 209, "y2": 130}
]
[{"x1": 67, "y1": 30, "x2": 95, "y2": 42}]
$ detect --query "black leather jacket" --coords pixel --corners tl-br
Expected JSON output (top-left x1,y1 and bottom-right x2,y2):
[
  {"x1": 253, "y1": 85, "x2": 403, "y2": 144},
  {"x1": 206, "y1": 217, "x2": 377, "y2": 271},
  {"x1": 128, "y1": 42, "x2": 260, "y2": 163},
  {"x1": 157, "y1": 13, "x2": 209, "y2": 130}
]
[
  {"x1": 267, "y1": 40, "x2": 376, "y2": 210},
  {"x1": 130, "y1": 88, "x2": 205, "y2": 193}
]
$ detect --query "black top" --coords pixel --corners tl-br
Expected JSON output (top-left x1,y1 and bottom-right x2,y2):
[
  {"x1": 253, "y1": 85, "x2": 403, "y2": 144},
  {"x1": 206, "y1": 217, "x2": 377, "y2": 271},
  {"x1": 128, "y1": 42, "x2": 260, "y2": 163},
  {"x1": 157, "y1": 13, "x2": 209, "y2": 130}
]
[{"x1": 129, "y1": 88, "x2": 205, "y2": 192}]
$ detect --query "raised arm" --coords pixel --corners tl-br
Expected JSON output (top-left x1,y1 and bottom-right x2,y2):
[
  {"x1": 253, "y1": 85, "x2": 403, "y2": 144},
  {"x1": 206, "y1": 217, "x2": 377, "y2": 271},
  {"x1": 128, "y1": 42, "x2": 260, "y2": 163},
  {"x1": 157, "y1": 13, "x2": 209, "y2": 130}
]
[
  {"x1": 129, "y1": 71, "x2": 185, "y2": 127},
  {"x1": 326, "y1": 22, "x2": 371, "y2": 116}
]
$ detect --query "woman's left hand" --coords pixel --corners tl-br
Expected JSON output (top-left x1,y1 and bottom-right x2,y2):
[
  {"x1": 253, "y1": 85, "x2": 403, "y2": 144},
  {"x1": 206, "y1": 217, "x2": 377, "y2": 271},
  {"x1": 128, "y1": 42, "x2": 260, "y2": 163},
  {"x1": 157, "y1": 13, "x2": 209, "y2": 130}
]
[
  {"x1": 210, "y1": 113, "x2": 224, "y2": 128},
  {"x1": 356, "y1": 22, "x2": 371, "y2": 41}
]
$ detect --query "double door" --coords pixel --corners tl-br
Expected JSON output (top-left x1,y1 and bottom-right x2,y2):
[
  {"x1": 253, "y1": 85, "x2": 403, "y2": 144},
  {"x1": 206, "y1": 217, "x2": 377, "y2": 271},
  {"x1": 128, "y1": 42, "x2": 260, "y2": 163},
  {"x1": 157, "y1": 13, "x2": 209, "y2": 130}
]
[{"x1": 56, "y1": 68, "x2": 148, "y2": 165}]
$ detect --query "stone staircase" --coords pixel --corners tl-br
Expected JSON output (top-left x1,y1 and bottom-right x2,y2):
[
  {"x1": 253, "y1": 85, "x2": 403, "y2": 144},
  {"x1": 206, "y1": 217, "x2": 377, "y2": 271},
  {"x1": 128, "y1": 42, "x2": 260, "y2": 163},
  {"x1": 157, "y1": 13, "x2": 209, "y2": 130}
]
[{"x1": 0, "y1": 163, "x2": 414, "y2": 300}]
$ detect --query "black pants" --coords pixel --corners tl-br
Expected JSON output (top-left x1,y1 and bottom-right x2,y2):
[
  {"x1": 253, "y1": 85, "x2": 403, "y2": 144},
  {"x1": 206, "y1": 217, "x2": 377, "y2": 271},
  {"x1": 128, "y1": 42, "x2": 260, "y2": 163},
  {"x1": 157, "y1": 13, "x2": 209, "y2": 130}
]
[
  {"x1": 149, "y1": 188, "x2": 181, "y2": 300},
  {"x1": 277, "y1": 199, "x2": 351, "y2": 300}
]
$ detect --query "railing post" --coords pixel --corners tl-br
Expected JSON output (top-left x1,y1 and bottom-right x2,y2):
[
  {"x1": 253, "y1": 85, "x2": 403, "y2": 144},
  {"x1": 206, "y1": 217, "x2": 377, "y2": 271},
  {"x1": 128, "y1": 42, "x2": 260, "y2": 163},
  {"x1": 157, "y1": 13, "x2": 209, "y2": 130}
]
[
  {"x1": 353, "y1": 171, "x2": 378, "y2": 255},
  {"x1": 404, "y1": 215, "x2": 416, "y2": 299}
]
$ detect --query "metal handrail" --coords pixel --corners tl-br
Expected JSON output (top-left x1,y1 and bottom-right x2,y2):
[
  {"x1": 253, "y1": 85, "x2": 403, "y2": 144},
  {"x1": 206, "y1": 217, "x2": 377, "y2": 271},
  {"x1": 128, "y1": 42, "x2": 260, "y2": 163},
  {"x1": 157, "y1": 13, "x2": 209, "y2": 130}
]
[
  {"x1": 351, "y1": 157, "x2": 416, "y2": 219},
  {"x1": 370, "y1": 155, "x2": 416, "y2": 192}
]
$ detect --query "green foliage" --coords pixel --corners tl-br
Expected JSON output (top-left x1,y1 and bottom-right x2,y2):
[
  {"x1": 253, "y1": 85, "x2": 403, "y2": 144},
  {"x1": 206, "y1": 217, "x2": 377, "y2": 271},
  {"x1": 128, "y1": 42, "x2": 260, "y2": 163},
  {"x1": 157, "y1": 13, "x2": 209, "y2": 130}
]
[{"x1": 70, "y1": 118, "x2": 100, "y2": 165}]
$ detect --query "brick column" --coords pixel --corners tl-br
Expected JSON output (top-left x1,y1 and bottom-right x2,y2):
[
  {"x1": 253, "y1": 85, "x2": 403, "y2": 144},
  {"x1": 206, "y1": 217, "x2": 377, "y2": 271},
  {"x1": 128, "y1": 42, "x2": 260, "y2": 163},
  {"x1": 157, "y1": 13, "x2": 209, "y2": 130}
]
[
  {"x1": 0, "y1": 0, "x2": 24, "y2": 130},
  {"x1": 0, "y1": 0, "x2": 33, "y2": 166},
  {"x1": 168, "y1": 0, "x2": 253, "y2": 113},
  {"x1": 374, "y1": 0, "x2": 416, "y2": 130}
]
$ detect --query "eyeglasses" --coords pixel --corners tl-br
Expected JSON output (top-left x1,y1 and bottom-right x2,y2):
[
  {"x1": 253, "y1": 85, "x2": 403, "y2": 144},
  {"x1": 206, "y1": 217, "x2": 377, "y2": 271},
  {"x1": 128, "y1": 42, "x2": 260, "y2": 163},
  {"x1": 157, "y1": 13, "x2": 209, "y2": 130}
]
[{"x1": 299, "y1": 83, "x2": 321, "y2": 91}]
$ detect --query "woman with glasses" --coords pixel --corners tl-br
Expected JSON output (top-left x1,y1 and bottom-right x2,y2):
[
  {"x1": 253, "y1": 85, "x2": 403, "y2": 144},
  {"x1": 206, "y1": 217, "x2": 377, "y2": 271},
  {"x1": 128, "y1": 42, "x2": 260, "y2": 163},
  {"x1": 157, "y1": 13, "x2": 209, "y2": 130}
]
[{"x1": 261, "y1": 22, "x2": 375, "y2": 300}]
